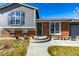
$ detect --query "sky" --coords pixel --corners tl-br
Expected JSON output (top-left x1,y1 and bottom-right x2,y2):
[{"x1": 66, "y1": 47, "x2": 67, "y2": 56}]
[
  {"x1": 27, "y1": 3, "x2": 79, "y2": 19},
  {"x1": 0, "y1": 3, "x2": 79, "y2": 19}
]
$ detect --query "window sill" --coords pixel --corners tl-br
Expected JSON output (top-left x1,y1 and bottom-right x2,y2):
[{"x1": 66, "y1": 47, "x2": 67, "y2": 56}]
[
  {"x1": 9, "y1": 24, "x2": 22, "y2": 26},
  {"x1": 50, "y1": 33, "x2": 61, "y2": 35}
]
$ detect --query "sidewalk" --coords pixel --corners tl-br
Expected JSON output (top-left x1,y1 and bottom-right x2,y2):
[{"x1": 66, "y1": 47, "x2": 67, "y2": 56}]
[{"x1": 26, "y1": 40, "x2": 52, "y2": 56}]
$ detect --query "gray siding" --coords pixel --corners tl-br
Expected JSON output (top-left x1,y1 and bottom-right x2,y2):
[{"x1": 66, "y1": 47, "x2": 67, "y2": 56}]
[{"x1": 0, "y1": 5, "x2": 36, "y2": 28}]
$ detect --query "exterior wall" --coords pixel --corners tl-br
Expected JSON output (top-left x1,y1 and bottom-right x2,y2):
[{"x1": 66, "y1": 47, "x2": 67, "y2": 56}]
[
  {"x1": 42, "y1": 22, "x2": 49, "y2": 36},
  {"x1": 1, "y1": 29, "x2": 10, "y2": 38},
  {"x1": 50, "y1": 22, "x2": 69, "y2": 37},
  {"x1": 61, "y1": 22, "x2": 69, "y2": 37},
  {"x1": 0, "y1": 28, "x2": 36, "y2": 38},
  {"x1": 28, "y1": 28, "x2": 35, "y2": 36},
  {"x1": 8, "y1": 28, "x2": 28, "y2": 33},
  {"x1": 28, "y1": 31, "x2": 35, "y2": 37},
  {"x1": 0, "y1": 22, "x2": 70, "y2": 38},
  {"x1": 37, "y1": 21, "x2": 70, "y2": 37},
  {"x1": 0, "y1": 4, "x2": 36, "y2": 28}
]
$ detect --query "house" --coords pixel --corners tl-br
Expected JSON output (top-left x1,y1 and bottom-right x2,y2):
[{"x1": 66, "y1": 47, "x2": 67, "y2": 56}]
[
  {"x1": 0, "y1": 3, "x2": 79, "y2": 40},
  {"x1": 0, "y1": 3, "x2": 38, "y2": 38}
]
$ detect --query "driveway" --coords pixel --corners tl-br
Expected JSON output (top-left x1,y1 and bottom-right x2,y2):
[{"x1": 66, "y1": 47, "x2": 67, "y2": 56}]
[{"x1": 26, "y1": 39, "x2": 53, "y2": 56}]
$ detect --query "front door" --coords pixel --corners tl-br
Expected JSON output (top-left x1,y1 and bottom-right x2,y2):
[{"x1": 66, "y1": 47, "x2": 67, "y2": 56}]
[
  {"x1": 36, "y1": 22, "x2": 42, "y2": 36},
  {"x1": 15, "y1": 30, "x2": 23, "y2": 37}
]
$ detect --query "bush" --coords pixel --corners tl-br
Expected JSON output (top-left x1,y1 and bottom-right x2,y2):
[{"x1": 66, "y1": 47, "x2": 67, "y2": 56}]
[
  {"x1": 47, "y1": 46, "x2": 79, "y2": 56},
  {"x1": 0, "y1": 39, "x2": 29, "y2": 56}
]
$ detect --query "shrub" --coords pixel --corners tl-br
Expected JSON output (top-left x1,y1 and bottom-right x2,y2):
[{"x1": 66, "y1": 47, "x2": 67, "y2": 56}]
[
  {"x1": 47, "y1": 46, "x2": 79, "y2": 56},
  {"x1": 0, "y1": 39, "x2": 29, "y2": 56}
]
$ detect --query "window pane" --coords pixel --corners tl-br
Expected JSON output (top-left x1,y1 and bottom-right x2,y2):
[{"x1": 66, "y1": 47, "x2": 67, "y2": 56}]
[
  {"x1": 11, "y1": 12, "x2": 15, "y2": 17},
  {"x1": 16, "y1": 16, "x2": 20, "y2": 20},
  {"x1": 55, "y1": 27, "x2": 60, "y2": 33},
  {"x1": 21, "y1": 12, "x2": 25, "y2": 16},
  {"x1": 16, "y1": 20, "x2": 20, "y2": 24},
  {"x1": 8, "y1": 16, "x2": 11, "y2": 20},
  {"x1": 56, "y1": 22, "x2": 59, "y2": 27},
  {"x1": 21, "y1": 16, "x2": 25, "y2": 25},
  {"x1": 51, "y1": 23, "x2": 54, "y2": 33},
  {"x1": 55, "y1": 22, "x2": 60, "y2": 33},
  {"x1": 11, "y1": 20, "x2": 15, "y2": 24},
  {"x1": 11, "y1": 17, "x2": 15, "y2": 20},
  {"x1": 16, "y1": 11, "x2": 20, "y2": 16}
]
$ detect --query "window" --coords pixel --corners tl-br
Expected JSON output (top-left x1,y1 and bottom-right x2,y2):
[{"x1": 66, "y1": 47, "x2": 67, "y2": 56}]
[
  {"x1": 8, "y1": 11, "x2": 25, "y2": 25},
  {"x1": 50, "y1": 22, "x2": 61, "y2": 34}
]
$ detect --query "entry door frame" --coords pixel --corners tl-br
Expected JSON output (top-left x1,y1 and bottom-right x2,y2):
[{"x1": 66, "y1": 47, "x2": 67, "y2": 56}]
[{"x1": 36, "y1": 22, "x2": 43, "y2": 36}]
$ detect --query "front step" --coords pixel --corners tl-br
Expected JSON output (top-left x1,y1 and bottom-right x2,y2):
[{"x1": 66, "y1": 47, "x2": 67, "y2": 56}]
[{"x1": 30, "y1": 36, "x2": 51, "y2": 43}]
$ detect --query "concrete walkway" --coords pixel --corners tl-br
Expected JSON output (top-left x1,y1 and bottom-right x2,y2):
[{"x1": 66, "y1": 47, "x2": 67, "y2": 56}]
[
  {"x1": 26, "y1": 38, "x2": 79, "y2": 56},
  {"x1": 26, "y1": 39, "x2": 53, "y2": 56}
]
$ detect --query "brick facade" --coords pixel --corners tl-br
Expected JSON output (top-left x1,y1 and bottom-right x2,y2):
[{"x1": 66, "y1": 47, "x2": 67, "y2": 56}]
[
  {"x1": 28, "y1": 31, "x2": 35, "y2": 37},
  {"x1": 39, "y1": 21, "x2": 70, "y2": 37},
  {"x1": 15, "y1": 31, "x2": 23, "y2": 37},
  {"x1": 61, "y1": 22, "x2": 69, "y2": 37}
]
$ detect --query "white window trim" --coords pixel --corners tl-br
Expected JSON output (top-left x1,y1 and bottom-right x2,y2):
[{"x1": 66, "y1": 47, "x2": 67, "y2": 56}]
[
  {"x1": 19, "y1": 11, "x2": 21, "y2": 25},
  {"x1": 34, "y1": 9, "x2": 36, "y2": 26},
  {"x1": 49, "y1": 21, "x2": 61, "y2": 35}
]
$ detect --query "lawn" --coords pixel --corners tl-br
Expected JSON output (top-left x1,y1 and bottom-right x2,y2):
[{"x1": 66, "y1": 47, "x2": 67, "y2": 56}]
[
  {"x1": 47, "y1": 46, "x2": 79, "y2": 56},
  {"x1": 0, "y1": 39, "x2": 29, "y2": 56}
]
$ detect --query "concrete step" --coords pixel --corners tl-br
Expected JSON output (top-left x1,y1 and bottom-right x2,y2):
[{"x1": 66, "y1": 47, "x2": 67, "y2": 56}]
[{"x1": 30, "y1": 37, "x2": 51, "y2": 43}]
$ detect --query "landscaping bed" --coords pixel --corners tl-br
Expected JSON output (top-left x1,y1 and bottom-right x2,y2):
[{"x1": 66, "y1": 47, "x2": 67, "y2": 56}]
[
  {"x1": 47, "y1": 46, "x2": 79, "y2": 56},
  {"x1": 0, "y1": 39, "x2": 29, "y2": 56}
]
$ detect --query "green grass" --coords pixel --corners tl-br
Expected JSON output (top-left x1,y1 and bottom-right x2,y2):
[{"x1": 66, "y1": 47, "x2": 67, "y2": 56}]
[
  {"x1": 47, "y1": 46, "x2": 79, "y2": 56},
  {"x1": 0, "y1": 39, "x2": 29, "y2": 56}
]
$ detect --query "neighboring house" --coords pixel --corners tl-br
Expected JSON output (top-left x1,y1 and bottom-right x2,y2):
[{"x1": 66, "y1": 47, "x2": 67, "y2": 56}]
[{"x1": 0, "y1": 3, "x2": 79, "y2": 39}]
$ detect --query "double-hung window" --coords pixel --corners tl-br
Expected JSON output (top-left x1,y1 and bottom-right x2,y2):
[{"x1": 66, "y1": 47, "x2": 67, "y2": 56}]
[
  {"x1": 8, "y1": 11, "x2": 25, "y2": 25},
  {"x1": 50, "y1": 22, "x2": 61, "y2": 35}
]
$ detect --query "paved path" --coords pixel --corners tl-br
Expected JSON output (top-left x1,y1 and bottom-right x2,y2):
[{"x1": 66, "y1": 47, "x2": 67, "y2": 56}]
[
  {"x1": 26, "y1": 39, "x2": 79, "y2": 56},
  {"x1": 26, "y1": 39, "x2": 53, "y2": 56}
]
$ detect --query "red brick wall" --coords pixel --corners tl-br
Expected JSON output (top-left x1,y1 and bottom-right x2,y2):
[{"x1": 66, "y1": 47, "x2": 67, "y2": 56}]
[
  {"x1": 49, "y1": 22, "x2": 69, "y2": 37},
  {"x1": 40, "y1": 22, "x2": 69, "y2": 37},
  {"x1": 15, "y1": 31, "x2": 23, "y2": 37},
  {"x1": 28, "y1": 31, "x2": 35, "y2": 37},
  {"x1": 27, "y1": 28, "x2": 36, "y2": 36},
  {"x1": 61, "y1": 22, "x2": 69, "y2": 37}
]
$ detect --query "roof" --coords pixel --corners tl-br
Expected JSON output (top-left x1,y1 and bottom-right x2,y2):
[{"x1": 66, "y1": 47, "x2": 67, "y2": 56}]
[
  {"x1": 36, "y1": 19, "x2": 79, "y2": 22},
  {"x1": 36, "y1": 18, "x2": 79, "y2": 20},
  {"x1": 0, "y1": 3, "x2": 38, "y2": 10}
]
